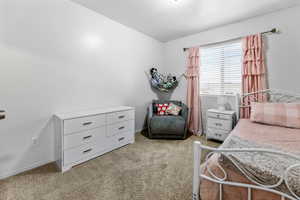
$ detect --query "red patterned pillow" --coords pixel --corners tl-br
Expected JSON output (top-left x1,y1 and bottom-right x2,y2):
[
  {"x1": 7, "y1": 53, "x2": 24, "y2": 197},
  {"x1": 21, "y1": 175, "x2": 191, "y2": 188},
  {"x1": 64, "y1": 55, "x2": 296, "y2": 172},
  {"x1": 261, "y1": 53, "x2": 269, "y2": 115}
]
[{"x1": 155, "y1": 103, "x2": 169, "y2": 115}]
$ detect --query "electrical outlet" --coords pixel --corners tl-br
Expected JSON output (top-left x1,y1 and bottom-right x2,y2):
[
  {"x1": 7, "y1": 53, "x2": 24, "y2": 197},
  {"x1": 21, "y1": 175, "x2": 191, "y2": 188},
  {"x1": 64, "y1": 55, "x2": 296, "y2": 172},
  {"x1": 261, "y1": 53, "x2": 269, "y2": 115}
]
[{"x1": 32, "y1": 137, "x2": 38, "y2": 145}]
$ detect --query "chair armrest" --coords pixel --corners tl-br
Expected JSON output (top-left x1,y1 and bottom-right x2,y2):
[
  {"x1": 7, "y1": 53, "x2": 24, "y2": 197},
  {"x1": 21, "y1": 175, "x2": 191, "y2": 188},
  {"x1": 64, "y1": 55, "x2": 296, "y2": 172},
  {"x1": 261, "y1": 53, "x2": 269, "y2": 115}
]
[
  {"x1": 147, "y1": 104, "x2": 154, "y2": 126},
  {"x1": 146, "y1": 103, "x2": 154, "y2": 136},
  {"x1": 181, "y1": 103, "x2": 188, "y2": 120},
  {"x1": 148, "y1": 104, "x2": 153, "y2": 119},
  {"x1": 181, "y1": 103, "x2": 189, "y2": 139}
]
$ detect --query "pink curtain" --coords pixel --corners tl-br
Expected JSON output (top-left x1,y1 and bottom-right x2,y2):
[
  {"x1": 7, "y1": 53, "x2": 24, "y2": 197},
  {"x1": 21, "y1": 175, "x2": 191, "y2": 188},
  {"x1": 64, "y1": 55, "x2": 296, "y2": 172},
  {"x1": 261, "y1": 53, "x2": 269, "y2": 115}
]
[
  {"x1": 241, "y1": 34, "x2": 267, "y2": 118},
  {"x1": 186, "y1": 48, "x2": 202, "y2": 135}
]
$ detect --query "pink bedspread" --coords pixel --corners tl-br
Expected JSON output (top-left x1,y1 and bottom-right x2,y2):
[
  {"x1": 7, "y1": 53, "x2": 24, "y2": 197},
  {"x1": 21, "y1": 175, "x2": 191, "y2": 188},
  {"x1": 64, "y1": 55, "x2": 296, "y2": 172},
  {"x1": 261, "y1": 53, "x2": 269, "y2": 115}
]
[
  {"x1": 231, "y1": 119, "x2": 300, "y2": 153},
  {"x1": 200, "y1": 119, "x2": 300, "y2": 200}
]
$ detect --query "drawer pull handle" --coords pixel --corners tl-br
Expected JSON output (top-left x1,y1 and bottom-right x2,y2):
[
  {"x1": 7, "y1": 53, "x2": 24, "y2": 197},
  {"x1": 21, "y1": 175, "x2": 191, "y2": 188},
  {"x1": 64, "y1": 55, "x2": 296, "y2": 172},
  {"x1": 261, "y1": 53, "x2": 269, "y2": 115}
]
[
  {"x1": 118, "y1": 137, "x2": 125, "y2": 141},
  {"x1": 82, "y1": 122, "x2": 93, "y2": 126},
  {"x1": 118, "y1": 126, "x2": 125, "y2": 130},
  {"x1": 83, "y1": 148, "x2": 93, "y2": 154},
  {"x1": 83, "y1": 135, "x2": 92, "y2": 140},
  {"x1": 118, "y1": 115, "x2": 125, "y2": 119},
  {"x1": 215, "y1": 123, "x2": 222, "y2": 126}
]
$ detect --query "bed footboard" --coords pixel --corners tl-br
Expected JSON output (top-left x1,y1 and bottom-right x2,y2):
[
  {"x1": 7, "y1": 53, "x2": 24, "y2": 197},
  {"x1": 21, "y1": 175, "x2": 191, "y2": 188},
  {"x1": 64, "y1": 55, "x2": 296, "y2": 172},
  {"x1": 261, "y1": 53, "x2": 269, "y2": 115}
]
[
  {"x1": 193, "y1": 141, "x2": 300, "y2": 200},
  {"x1": 193, "y1": 141, "x2": 202, "y2": 200}
]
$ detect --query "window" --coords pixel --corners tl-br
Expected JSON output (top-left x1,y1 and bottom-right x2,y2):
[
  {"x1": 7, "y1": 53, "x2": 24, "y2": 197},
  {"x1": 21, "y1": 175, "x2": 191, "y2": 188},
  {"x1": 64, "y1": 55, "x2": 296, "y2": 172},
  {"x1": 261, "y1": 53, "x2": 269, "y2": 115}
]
[{"x1": 200, "y1": 40, "x2": 242, "y2": 95}]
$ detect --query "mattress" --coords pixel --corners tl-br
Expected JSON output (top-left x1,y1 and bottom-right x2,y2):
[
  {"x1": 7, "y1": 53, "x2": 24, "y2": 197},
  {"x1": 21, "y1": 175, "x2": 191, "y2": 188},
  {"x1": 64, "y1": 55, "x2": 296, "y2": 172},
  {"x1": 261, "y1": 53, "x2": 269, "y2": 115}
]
[{"x1": 200, "y1": 119, "x2": 300, "y2": 200}]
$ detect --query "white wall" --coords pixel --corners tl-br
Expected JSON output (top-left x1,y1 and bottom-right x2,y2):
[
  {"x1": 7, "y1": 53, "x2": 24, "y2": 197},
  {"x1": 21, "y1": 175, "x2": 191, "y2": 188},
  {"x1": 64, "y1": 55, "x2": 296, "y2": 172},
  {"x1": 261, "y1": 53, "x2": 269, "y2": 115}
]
[
  {"x1": 164, "y1": 6, "x2": 300, "y2": 103},
  {"x1": 0, "y1": 0, "x2": 164, "y2": 179}
]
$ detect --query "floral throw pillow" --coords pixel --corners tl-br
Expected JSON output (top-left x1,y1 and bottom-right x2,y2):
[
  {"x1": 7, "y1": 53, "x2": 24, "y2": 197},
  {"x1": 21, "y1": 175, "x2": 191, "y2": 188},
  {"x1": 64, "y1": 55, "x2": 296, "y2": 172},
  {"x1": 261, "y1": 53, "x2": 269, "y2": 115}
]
[
  {"x1": 166, "y1": 103, "x2": 182, "y2": 116},
  {"x1": 155, "y1": 103, "x2": 169, "y2": 115}
]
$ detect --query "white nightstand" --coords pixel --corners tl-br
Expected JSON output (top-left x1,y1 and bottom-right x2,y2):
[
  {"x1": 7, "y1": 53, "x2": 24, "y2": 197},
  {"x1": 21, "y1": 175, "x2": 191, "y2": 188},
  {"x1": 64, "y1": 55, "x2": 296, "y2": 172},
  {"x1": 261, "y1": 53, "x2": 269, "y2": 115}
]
[{"x1": 206, "y1": 109, "x2": 236, "y2": 142}]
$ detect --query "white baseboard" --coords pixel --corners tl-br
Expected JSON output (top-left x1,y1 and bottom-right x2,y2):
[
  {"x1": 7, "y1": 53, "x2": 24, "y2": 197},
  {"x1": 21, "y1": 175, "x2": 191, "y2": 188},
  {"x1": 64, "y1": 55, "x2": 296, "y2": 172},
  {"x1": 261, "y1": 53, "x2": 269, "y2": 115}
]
[
  {"x1": 0, "y1": 159, "x2": 53, "y2": 180},
  {"x1": 0, "y1": 131, "x2": 142, "y2": 180},
  {"x1": 135, "y1": 129, "x2": 143, "y2": 133}
]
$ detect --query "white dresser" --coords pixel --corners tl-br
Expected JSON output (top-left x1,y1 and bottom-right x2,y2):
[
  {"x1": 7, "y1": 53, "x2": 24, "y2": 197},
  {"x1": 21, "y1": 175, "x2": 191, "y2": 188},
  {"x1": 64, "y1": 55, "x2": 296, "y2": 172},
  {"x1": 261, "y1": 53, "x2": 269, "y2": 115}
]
[
  {"x1": 206, "y1": 109, "x2": 235, "y2": 142},
  {"x1": 54, "y1": 106, "x2": 135, "y2": 172}
]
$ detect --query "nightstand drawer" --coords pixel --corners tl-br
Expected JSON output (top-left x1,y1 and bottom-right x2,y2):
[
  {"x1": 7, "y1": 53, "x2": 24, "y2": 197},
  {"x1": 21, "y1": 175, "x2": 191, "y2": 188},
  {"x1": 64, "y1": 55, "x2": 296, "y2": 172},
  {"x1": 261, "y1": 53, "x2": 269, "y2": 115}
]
[
  {"x1": 207, "y1": 112, "x2": 232, "y2": 120},
  {"x1": 207, "y1": 118, "x2": 232, "y2": 131},
  {"x1": 207, "y1": 128, "x2": 228, "y2": 141}
]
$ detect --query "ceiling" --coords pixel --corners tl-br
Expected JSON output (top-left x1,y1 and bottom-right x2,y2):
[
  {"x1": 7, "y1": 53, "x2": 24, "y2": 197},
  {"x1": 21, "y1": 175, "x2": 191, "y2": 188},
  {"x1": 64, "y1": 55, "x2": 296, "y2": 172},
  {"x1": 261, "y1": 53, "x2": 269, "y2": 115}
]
[{"x1": 72, "y1": 0, "x2": 300, "y2": 42}]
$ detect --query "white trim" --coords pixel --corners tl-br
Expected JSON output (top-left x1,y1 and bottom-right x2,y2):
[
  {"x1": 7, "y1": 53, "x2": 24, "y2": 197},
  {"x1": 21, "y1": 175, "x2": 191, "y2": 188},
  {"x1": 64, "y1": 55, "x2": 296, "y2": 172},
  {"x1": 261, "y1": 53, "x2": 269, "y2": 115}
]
[
  {"x1": 0, "y1": 129, "x2": 141, "y2": 180},
  {"x1": 135, "y1": 129, "x2": 143, "y2": 134},
  {"x1": 193, "y1": 141, "x2": 201, "y2": 200},
  {"x1": 0, "y1": 159, "x2": 53, "y2": 180}
]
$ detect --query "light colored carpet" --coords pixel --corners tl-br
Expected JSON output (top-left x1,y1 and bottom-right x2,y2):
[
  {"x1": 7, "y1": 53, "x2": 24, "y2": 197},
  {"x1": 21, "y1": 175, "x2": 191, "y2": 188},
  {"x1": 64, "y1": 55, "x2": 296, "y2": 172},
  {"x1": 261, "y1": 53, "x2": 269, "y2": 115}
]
[{"x1": 0, "y1": 133, "x2": 220, "y2": 200}]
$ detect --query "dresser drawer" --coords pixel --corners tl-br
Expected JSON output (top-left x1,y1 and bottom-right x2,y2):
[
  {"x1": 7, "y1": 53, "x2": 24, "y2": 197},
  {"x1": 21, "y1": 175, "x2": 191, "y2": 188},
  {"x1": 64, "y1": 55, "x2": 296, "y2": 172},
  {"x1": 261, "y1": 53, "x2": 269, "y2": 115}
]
[
  {"x1": 64, "y1": 143, "x2": 103, "y2": 165},
  {"x1": 64, "y1": 114, "x2": 105, "y2": 135},
  {"x1": 207, "y1": 128, "x2": 228, "y2": 141},
  {"x1": 64, "y1": 127, "x2": 106, "y2": 150},
  {"x1": 207, "y1": 118, "x2": 232, "y2": 131},
  {"x1": 207, "y1": 112, "x2": 232, "y2": 120},
  {"x1": 107, "y1": 120, "x2": 134, "y2": 137},
  {"x1": 106, "y1": 110, "x2": 134, "y2": 125},
  {"x1": 110, "y1": 131, "x2": 134, "y2": 147}
]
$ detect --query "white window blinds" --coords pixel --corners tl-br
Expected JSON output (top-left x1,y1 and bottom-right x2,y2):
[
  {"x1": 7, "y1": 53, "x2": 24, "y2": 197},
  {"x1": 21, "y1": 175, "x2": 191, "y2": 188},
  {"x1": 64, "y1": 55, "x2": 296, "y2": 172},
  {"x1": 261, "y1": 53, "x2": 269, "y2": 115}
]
[{"x1": 200, "y1": 40, "x2": 242, "y2": 95}]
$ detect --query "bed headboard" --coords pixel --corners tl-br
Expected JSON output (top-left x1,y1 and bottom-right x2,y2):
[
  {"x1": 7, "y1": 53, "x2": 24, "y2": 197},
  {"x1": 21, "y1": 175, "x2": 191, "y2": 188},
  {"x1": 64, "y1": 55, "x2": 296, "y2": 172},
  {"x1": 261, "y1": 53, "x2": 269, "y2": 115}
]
[{"x1": 240, "y1": 89, "x2": 300, "y2": 108}]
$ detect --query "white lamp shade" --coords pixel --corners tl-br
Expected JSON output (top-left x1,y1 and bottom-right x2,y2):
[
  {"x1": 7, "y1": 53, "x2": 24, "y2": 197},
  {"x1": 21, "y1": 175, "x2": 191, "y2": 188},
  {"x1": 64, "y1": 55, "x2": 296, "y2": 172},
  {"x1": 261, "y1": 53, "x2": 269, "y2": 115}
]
[{"x1": 217, "y1": 96, "x2": 226, "y2": 110}]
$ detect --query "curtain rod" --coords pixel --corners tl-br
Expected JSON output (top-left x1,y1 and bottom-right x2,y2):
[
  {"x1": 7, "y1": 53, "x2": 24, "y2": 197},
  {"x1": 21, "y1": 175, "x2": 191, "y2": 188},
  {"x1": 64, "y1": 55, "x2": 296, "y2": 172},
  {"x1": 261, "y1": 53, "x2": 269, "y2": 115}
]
[{"x1": 183, "y1": 28, "x2": 278, "y2": 52}]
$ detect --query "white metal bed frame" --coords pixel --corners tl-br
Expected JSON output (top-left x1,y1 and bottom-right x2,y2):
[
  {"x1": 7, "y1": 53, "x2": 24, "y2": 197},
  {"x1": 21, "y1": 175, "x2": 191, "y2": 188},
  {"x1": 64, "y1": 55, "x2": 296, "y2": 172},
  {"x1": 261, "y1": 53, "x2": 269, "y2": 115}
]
[{"x1": 193, "y1": 89, "x2": 300, "y2": 200}]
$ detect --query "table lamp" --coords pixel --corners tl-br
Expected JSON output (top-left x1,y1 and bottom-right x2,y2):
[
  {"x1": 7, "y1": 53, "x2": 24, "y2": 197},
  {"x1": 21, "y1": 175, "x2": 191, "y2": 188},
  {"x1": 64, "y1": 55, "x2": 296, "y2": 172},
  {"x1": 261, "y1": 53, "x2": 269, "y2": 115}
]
[{"x1": 217, "y1": 96, "x2": 226, "y2": 111}]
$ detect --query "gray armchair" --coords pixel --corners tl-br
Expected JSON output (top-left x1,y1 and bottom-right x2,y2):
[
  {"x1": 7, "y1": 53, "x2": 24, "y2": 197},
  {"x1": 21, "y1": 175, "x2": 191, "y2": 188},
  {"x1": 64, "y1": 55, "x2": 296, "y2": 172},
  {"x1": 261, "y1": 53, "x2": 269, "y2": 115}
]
[{"x1": 143, "y1": 100, "x2": 189, "y2": 140}]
